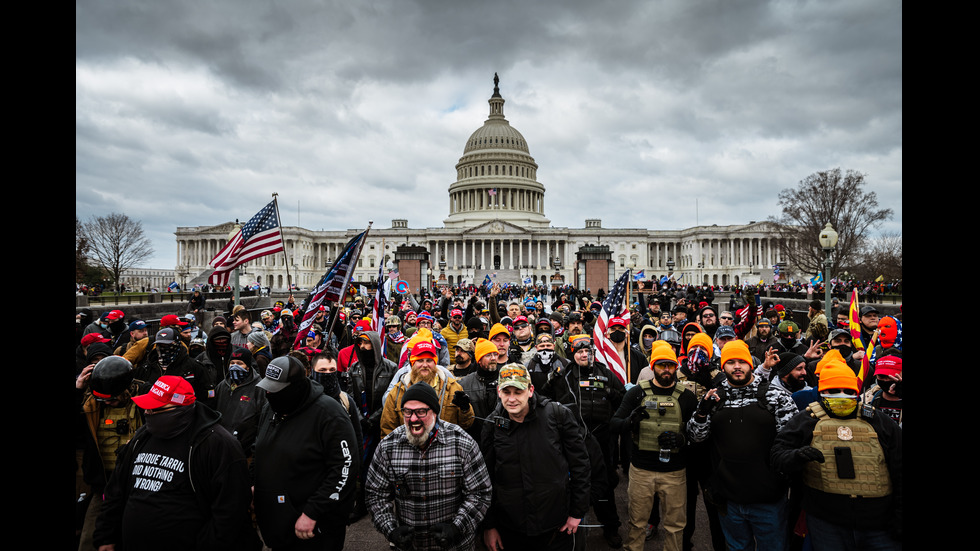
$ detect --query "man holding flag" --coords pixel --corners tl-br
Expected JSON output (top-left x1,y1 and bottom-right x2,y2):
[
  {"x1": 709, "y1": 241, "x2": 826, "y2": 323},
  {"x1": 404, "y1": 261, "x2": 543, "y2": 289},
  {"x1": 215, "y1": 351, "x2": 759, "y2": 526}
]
[{"x1": 592, "y1": 270, "x2": 645, "y2": 385}]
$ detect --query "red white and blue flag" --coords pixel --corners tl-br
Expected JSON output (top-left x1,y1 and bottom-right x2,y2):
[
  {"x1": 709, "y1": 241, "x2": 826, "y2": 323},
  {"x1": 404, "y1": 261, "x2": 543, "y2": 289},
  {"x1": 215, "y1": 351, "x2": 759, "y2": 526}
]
[
  {"x1": 208, "y1": 200, "x2": 284, "y2": 286},
  {"x1": 592, "y1": 269, "x2": 632, "y2": 384},
  {"x1": 292, "y1": 231, "x2": 366, "y2": 349}
]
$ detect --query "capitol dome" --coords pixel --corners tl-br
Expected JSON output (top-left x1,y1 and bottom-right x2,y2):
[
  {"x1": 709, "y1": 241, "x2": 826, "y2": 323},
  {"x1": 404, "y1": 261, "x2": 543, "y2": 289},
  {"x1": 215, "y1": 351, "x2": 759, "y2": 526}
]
[{"x1": 444, "y1": 74, "x2": 550, "y2": 229}]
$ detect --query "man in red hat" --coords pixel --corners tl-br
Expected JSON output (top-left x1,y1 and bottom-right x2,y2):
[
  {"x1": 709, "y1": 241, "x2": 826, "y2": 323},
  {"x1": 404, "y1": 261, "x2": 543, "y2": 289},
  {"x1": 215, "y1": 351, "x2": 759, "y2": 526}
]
[{"x1": 93, "y1": 376, "x2": 257, "y2": 551}]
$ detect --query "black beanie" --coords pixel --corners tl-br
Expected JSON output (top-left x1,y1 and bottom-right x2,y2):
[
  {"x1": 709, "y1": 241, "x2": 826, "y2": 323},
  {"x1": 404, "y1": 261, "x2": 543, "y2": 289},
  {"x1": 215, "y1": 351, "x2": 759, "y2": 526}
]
[
  {"x1": 401, "y1": 382, "x2": 441, "y2": 415},
  {"x1": 776, "y1": 353, "x2": 806, "y2": 377}
]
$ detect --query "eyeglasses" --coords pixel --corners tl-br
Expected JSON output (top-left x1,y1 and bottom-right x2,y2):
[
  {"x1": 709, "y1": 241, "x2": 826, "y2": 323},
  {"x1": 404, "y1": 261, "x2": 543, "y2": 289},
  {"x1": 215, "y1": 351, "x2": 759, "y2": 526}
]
[
  {"x1": 720, "y1": 316, "x2": 733, "y2": 321},
  {"x1": 403, "y1": 407, "x2": 430, "y2": 419}
]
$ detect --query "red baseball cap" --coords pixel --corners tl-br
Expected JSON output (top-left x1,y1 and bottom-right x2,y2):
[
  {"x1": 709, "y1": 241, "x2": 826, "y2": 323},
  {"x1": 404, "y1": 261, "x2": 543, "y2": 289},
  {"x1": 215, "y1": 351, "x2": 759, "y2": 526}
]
[
  {"x1": 80, "y1": 333, "x2": 111, "y2": 346},
  {"x1": 609, "y1": 316, "x2": 629, "y2": 328},
  {"x1": 512, "y1": 315, "x2": 529, "y2": 326},
  {"x1": 132, "y1": 376, "x2": 196, "y2": 410},
  {"x1": 874, "y1": 355, "x2": 902, "y2": 378},
  {"x1": 106, "y1": 310, "x2": 125, "y2": 321},
  {"x1": 409, "y1": 341, "x2": 438, "y2": 362},
  {"x1": 450, "y1": 309, "x2": 463, "y2": 318},
  {"x1": 160, "y1": 314, "x2": 188, "y2": 327}
]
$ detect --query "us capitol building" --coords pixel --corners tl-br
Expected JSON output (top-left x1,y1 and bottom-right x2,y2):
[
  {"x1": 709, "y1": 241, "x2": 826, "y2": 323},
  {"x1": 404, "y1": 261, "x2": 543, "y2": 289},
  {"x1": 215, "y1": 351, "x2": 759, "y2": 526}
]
[{"x1": 175, "y1": 76, "x2": 793, "y2": 294}]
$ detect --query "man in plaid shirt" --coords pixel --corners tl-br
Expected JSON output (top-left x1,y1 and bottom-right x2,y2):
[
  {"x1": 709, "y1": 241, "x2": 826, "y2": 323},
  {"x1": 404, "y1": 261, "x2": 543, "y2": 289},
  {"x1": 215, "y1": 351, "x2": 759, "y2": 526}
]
[{"x1": 365, "y1": 381, "x2": 492, "y2": 550}]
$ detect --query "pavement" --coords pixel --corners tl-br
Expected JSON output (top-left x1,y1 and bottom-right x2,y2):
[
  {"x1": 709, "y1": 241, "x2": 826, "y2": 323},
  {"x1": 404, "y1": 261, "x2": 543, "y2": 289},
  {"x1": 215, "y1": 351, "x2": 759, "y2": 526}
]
[{"x1": 341, "y1": 465, "x2": 715, "y2": 550}]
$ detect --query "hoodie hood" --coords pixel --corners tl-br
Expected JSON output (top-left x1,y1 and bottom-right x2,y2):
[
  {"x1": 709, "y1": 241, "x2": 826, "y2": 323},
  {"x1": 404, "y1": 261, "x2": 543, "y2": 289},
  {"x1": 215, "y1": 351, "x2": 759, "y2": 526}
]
[
  {"x1": 679, "y1": 321, "x2": 705, "y2": 355},
  {"x1": 638, "y1": 324, "x2": 659, "y2": 356}
]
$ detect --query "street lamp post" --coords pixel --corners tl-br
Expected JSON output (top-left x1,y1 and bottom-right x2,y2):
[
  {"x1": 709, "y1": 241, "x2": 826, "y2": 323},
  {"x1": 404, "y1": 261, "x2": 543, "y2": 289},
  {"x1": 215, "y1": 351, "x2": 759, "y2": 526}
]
[
  {"x1": 228, "y1": 221, "x2": 242, "y2": 307},
  {"x1": 818, "y1": 222, "x2": 839, "y2": 317}
]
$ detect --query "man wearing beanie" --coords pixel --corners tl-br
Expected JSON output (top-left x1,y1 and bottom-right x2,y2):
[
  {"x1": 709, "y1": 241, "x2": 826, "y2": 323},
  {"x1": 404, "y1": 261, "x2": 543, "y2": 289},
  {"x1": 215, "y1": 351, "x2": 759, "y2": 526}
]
[
  {"x1": 771, "y1": 359, "x2": 902, "y2": 550},
  {"x1": 253, "y1": 356, "x2": 359, "y2": 550},
  {"x1": 688, "y1": 340, "x2": 799, "y2": 551},
  {"x1": 611, "y1": 343, "x2": 697, "y2": 551},
  {"x1": 754, "y1": 350, "x2": 811, "y2": 399},
  {"x1": 458, "y1": 338, "x2": 504, "y2": 439},
  {"x1": 380, "y1": 341, "x2": 474, "y2": 438},
  {"x1": 366, "y1": 381, "x2": 492, "y2": 551}
]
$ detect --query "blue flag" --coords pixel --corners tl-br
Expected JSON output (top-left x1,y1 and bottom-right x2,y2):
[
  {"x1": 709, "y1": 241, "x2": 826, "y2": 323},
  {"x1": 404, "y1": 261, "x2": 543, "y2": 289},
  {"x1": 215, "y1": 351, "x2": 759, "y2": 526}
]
[{"x1": 633, "y1": 270, "x2": 645, "y2": 281}]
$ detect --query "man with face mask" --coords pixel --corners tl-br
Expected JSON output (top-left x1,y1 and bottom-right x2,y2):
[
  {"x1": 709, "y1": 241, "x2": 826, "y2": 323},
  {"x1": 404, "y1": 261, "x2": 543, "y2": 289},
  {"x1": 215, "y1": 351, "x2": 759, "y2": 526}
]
[
  {"x1": 687, "y1": 341, "x2": 799, "y2": 551},
  {"x1": 366, "y1": 382, "x2": 492, "y2": 551},
  {"x1": 864, "y1": 353, "x2": 902, "y2": 427},
  {"x1": 198, "y1": 325, "x2": 233, "y2": 384},
  {"x1": 93, "y1": 375, "x2": 258, "y2": 551},
  {"x1": 214, "y1": 347, "x2": 267, "y2": 458},
  {"x1": 525, "y1": 332, "x2": 569, "y2": 395},
  {"x1": 510, "y1": 315, "x2": 537, "y2": 365},
  {"x1": 254, "y1": 356, "x2": 359, "y2": 550},
  {"x1": 771, "y1": 360, "x2": 902, "y2": 550},
  {"x1": 270, "y1": 308, "x2": 299, "y2": 358},
  {"x1": 311, "y1": 350, "x2": 364, "y2": 484},
  {"x1": 135, "y1": 327, "x2": 215, "y2": 409}
]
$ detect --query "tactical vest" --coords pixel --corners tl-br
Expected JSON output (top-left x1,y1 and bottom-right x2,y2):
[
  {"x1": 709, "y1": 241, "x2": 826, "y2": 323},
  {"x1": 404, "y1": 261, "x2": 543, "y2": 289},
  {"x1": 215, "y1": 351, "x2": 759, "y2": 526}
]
[
  {"x1": 95, "y1": 400, "x2": 141, "y2": 473},
  {"x1": 802, "y1": 401, "x2": 892, "y2": 498},
  {"x1": 579, "y1": 368, "x2": 613, "y2": 424},
  {"x1": 676, "y1": 368, "x2": 718, "y2": 401},
  {"x1": 633, "y1": 381, "x2": 684, "y2": 452}
]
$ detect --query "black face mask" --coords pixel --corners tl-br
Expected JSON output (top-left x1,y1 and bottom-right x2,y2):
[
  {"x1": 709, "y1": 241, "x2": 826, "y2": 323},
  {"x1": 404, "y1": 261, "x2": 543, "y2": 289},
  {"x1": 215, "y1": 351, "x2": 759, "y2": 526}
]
[
  {"x1": 832, "y1": 344, "x2": 852, "y2": 356},
  {"x1": 267, "y1": 378, "x2": 311, "y2": 414},
  {"x1": 145, "y1": 404, "x2": 196, "y2": 439},
  {"x1": 609, "y1": 331, "x2": 627, "y2": 343},
  {"x1": 312, "y1": 371, "x2": 340, "y2": 397},
  {"x1": 282, "y1": 318, "x2": 294, "y2": 329}
]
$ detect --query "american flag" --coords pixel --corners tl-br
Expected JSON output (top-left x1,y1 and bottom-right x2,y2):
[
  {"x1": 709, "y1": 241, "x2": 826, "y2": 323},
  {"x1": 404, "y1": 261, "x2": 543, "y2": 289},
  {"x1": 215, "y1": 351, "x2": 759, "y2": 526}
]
[
  {"x1": 292, "y1": 231, "x2": 366, "y2": 349},
  {"x1": 592, "y1": 269, "x2": 632, "y2": 384},
  {"x1": 488, "y1": 188, "x2": 497, "y2": 196},
  {"x1": 208, "y1": 201, "x2": 284, "y2": 286},
  {"x1": 372, "y1": 261, "x2": 388, "y2": 333}
]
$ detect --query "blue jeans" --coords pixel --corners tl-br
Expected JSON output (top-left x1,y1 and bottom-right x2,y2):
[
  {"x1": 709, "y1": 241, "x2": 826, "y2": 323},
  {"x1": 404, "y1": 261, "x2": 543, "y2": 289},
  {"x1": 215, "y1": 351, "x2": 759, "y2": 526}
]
[
  {"x1": 806, "y1": 512, "x2": 901, "y2": 551},
  {"x1": 718, "y1": 497, "x2": 788, "y2": 551}
]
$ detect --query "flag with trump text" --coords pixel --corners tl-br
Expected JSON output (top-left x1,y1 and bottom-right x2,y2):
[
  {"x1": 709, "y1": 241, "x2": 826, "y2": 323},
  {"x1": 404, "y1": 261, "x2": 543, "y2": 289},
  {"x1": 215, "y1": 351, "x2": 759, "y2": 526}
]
[
  {"x1": 292, "y1": 231, "x2": 366, "y2": 349},
  {"x1": 208, "y1": 200, "x2": 284, "y2": 286},
  {"x1": 592, "y1": 269, "x2": 632, "y2": 384}
]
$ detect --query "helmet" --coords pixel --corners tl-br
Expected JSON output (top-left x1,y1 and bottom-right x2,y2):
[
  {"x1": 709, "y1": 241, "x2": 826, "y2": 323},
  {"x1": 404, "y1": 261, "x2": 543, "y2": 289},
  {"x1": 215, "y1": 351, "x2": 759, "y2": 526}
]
[
  {"x1": 658, "y1": 329, "x2": 682, "y2": 348},
  {"x1": 90, "y1": 356, "x2": 135, "y2": 399}
]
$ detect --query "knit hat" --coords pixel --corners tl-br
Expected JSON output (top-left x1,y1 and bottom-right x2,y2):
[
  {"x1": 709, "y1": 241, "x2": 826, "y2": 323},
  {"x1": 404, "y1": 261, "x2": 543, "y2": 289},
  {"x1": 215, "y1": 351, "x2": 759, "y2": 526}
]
[
  {"x1": 489, "y1": 323, "x2": 511, "y2": 341},
  {"x1": 401, "y1": 381, "x2": 441, "y2": 414},
  {"x1": 687, "y1": 333, "x2": 714, "y2": 358},
  {"x1": 817, "y1": 358, "x2": 859, "y2": 393},
  {"x1": 230, "y1": 346, "x2": 254, "y2": 367},
  {"x1": 776, "y1": 354, "x2": 805, "y2": 377},
  {"x1": 874, "y1": 355, "x2": 902, "y2": 378},
  {"x1": 877, "y1": 316, "x2": 899, "y2": 349},
  {"x1": 474, "y1": 338, "x2": 498, "y2": 362},
  {"x1": 720, "y1": 340, "x2": 752, "y2": 367},
  {"x1": 247, "y1": 330, "x2": 271, "y2": 350},
  {"x1": 815, "y1": 349, "x2": 847, "y2": 376},
  {"x1": 649, "y1": 341, "x2": 679, "y2": 366},
  {"x1": 212, "y1": 315, "x2": 227, "y2": 326}
]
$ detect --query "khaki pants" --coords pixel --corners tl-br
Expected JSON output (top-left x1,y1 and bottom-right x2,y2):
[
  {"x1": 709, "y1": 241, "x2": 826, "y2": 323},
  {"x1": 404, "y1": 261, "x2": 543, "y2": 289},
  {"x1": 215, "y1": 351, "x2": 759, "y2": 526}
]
[{"x1": 625, "y1": 465, "x2": 686, "y2": 551}]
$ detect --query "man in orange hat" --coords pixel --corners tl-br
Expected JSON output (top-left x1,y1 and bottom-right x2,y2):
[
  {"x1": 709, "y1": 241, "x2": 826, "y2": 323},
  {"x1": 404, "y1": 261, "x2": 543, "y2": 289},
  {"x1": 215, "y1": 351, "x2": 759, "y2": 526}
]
[{"x1": 772, "y1": 358, "x2": 902, "y2": 550}]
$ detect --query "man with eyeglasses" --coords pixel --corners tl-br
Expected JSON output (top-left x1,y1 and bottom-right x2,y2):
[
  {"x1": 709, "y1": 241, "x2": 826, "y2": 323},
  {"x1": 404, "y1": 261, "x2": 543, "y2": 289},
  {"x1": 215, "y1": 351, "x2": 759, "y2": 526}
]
[
  {"x1": 612, "y1": 342, "x2": 697, "y2": 551},
  {"x1": 366, "y1": 382, "x2": 492, "y2": 551}
]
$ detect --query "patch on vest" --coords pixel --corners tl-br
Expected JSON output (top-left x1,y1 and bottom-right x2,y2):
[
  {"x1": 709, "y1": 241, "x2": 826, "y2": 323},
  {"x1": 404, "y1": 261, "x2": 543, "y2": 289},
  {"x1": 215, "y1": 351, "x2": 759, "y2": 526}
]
[{"x1": 836, "y1": 426, "x2": 853, "y2": 441}]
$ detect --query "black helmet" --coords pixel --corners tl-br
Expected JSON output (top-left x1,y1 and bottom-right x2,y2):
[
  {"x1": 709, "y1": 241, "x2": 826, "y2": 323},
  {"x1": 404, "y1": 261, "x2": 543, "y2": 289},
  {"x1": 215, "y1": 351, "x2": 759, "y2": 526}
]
[
  {"x1": 90, "y1": 356, "x2": 135, "y2": 399},
  {"x1": 658, "y1": 329, "x2": 682, "y2": 348}
]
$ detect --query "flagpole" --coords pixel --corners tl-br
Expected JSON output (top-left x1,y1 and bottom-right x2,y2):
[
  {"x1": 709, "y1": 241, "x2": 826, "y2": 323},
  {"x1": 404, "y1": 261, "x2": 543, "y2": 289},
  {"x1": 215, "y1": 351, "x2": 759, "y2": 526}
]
[
  {"x1": 325, "y1": 221, "x2": 373, "y2": 344},
  {"x1": 272, "y1": 193, "x2": 292, "y2": 294},
  {"x1": 626, "y1": 268, "x2": 633, "y2": 384}
]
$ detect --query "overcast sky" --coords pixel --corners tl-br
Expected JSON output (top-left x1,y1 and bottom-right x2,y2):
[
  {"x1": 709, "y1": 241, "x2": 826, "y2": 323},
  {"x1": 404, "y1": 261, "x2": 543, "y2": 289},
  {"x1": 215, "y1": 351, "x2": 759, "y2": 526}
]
[{"x1": 76, "y1": 0, "x2": 902, "y2": 269}]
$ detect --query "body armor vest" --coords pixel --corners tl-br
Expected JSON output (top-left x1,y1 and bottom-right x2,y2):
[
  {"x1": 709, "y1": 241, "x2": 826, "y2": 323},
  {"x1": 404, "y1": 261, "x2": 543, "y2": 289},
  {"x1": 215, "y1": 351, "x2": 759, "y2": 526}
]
[
  {"x1": 95, "y1": 400, "x2": 141, "y2": 473},
  {"x1": 803, "y1": 401, "x2": 892, "y2": 498},
  {"x1": 633, "y1": 381, "x2": 684, "y2": 452},
  {"x1": 676, "y1": 368, "x2": 718, "y2": 401},
  {"x1": 579, "y1": 368, "x2": 613, "y2": 425}
]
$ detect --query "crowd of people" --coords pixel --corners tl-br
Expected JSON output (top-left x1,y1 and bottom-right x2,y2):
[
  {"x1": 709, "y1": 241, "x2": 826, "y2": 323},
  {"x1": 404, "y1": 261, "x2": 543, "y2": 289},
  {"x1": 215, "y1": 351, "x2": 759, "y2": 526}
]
[{"x1": 75, "y1": 280, "x2": 902, "y2": 551}]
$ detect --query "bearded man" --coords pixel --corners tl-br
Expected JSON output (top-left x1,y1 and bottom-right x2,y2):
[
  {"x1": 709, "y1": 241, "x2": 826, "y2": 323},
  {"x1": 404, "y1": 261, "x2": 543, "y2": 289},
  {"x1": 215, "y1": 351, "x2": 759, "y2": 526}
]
[
  {"x1": 365, "y1": 382, "x2": 492, "y2": 551},
  {"x1": 379, "y1": 341, "x2": 474, "y2": 438}
]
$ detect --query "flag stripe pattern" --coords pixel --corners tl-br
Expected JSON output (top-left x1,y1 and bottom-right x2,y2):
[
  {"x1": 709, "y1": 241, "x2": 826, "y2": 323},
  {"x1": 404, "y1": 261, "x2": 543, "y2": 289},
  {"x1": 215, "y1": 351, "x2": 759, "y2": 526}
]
[
  {"x1": 592, "y1": 269, "x2": 632, "y2": 384},
  {"x1": 292, "y1": 231, "x2": 366, "y2": 349},
  {"x1": 208, "y1": 201, "x2": 284, "y2": 286}
]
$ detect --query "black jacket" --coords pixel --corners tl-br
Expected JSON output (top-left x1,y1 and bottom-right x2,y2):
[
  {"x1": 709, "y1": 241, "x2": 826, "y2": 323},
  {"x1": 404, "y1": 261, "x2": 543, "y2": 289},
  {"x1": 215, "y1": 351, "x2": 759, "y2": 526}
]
[
  {"x1": 480, "y1": 395, "x2": 591, "y2": 536},
  {"x1": 93, "y1": 403, "x2": 259, "y2": 551},
  {"x1": 252, "y1": 379, "x2": 359, "y2": 549}
]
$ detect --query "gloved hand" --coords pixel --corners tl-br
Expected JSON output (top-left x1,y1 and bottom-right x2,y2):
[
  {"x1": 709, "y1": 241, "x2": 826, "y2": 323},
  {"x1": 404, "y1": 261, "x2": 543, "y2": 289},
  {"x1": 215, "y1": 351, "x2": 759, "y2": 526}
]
[
  {"x1": 657, "y1": 430, "x2": 684, "y2": 450},
  {"x1": 628, "y1": 404, "x2": 650, "y2": 427},
  {"x1": 452, "y1": 390, "x2": 471, "y2": 411},
  {"x1": 696, "y1": 394, "x2": 720, "y2": 418},
  {"x1": 795, "y1": 446, "x2": 825, "y2": 464},
  {"x1": 430, "y1": 522, "x2": 461, "y2": 549},
  {"x1": 388, "y1": 526, "x2": 415, "y2": 549}
]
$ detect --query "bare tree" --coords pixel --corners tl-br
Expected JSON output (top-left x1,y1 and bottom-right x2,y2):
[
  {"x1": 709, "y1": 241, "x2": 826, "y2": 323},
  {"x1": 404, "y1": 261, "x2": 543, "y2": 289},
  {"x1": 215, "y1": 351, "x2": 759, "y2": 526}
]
[
  {"x1": 83, "y1": 213, "x2": 154, "y2": 294},
  {"x1": 76, "y1": 215, "x2": 90, "y2": 282},
  {"x1": 770, "y1": 168, "x2": 892, "y2": 277},
  {"x1": 852, "y1": 231, "x2": 902, "y2": 281}
]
